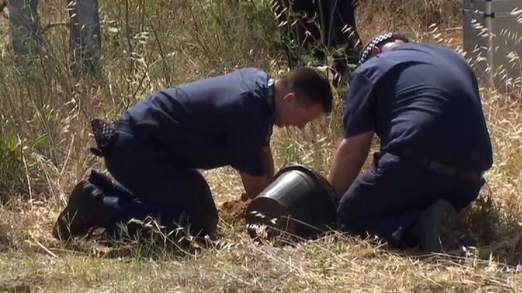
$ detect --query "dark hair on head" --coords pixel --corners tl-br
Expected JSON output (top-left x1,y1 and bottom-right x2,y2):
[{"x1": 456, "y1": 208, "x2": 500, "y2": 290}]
[
  {"x1": 359, "y1": 32, "x2": 410, "y2": 65},
  {"x1": 283, "y1": 67, "x2": 333, "y2": 113}
]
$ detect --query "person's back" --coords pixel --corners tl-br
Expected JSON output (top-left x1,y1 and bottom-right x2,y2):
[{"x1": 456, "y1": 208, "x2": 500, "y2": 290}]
[
  {"x1": 351, "y1": 43, "x2": 493, "y2": 171},
  {"x1": 124, "y1": 68, "x2": 273, "y2": 175},
  {"x1": 333, "y1": 34, "x2": 493, "y2": 251},
  {"x1": 53, "y1": 66, "x2": 333, "y2": 241}
]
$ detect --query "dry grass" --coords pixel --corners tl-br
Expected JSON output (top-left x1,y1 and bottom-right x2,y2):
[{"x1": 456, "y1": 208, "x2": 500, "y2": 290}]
[
  {"x1": 1, "y1": 218, "x2": 521, "y2": 292},
  {"x1": 1, "y1": 0, "x2": 522, "y2": 292}
]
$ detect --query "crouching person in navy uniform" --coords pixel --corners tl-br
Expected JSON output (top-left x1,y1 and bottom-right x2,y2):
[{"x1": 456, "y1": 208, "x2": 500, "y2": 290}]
[
  {"x1": 54, "y1": 67, "x2": 333, "y2": 240},
  {"x1": 329, "y1": 33, "x2": 493, "y2": 252}
]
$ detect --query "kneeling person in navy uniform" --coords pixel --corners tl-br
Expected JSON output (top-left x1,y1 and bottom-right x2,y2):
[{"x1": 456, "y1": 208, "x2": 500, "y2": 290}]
[
  {"x1": 329, "y1": 33, "x2": 493, "y2": 251},
  {"x1": 54, "y1": 67, "x2": 333, "y2": 239}
]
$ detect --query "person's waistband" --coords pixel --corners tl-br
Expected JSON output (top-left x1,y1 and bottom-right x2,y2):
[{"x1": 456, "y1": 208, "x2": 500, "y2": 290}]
[{"x1": 388, "y1": 149, "x2": 483, "y2": 183}]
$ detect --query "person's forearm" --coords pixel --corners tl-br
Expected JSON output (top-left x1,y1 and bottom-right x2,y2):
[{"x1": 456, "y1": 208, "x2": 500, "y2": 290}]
[
  {"x1": 262, "y1": 146, "x2": 275, "y2": 180},
  {"x1": 330, "y1": 144, "x2": 364, "y2": 199},
  {"x1": 240, "y1": 172, "x2": 269, "y2": 200},
  {"x1": 329, "y1": 133, "x2": 372, "y2": 199},
  {"x1": 238, "y1": 147, "x2": 275, "y2": 201}
]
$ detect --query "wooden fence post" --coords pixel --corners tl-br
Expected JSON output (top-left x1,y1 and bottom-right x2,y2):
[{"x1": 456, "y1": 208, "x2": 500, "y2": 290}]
[
  {"x1": 68, "y1": 0, "x2": 101, "y2": 78},
  {"x1": 6, "y1": 0, "x2": 41, "y2": 56}
]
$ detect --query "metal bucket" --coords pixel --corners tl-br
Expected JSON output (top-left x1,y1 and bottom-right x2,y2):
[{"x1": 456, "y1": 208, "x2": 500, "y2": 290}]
[{"x1": 245, "y1": 165, "x2": 337, "y2": 241}]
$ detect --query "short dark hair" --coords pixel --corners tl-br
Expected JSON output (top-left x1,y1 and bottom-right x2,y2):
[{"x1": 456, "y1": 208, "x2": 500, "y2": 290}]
[
  {"x1": 359, "y1": 32, "x2": 410, "y2": 65},
  {"x1": 283, "y1": 67, "x2": 333, "y2": 113}
]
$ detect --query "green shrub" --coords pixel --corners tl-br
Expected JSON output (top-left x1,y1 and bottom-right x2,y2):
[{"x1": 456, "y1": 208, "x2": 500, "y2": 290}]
[
  {"x1": 0, "y1": 126, "x2": 26, "y2": 203},
  {"x1": 0, "y1": 118, "x2": 46, "y2": 203}
]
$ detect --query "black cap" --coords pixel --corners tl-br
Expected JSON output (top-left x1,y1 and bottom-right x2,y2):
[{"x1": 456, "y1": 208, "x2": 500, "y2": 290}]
[{"x1": 358, "y1": 32, "x2": 410, "y2": 65}]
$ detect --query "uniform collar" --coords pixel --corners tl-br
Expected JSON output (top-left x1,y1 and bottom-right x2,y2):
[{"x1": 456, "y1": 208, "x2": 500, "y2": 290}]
[
  {"x1": 265, "y1": 78, "x2": 276, "y2": 142},
  {"x1": 266, "y1": 78, "x2": 276, "y2": 116}
]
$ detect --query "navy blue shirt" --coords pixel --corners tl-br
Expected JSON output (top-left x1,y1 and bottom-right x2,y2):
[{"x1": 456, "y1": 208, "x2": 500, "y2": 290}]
[
  {"x1": 123, "y1": 68, "x2": 274, "y2": 176},
  {"x1": 344, "y1": 43, "x2": 493, "y2": 171}
]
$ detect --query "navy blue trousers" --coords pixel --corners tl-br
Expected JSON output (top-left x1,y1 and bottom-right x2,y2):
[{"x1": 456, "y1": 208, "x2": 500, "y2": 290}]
[
  {"x1": 101, "y1": 123, "x2": 218, "y2": 236},
  {"x1": 337, "y1": 152, "x2": 484, "y2": 247}
]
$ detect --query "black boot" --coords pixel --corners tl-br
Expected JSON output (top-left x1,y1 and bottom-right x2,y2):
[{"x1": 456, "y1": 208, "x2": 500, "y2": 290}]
[
  {"x1": 88, "y1": 169, "x2": 133, "y2": 199},
  {"x1": 53, "y1": 180, "x2": 105, "y2": 240},
  {"x1": 410, "y1": 199, "x2": 459, "y2": 252}
]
